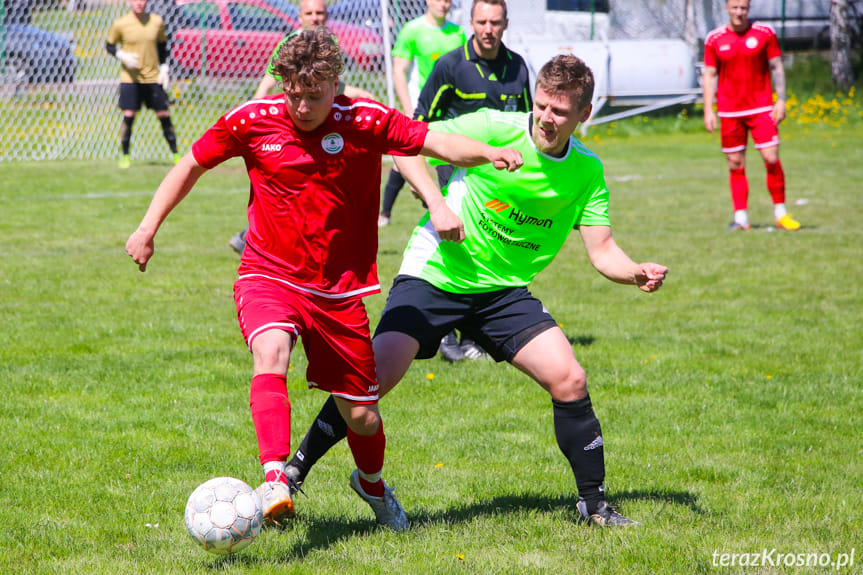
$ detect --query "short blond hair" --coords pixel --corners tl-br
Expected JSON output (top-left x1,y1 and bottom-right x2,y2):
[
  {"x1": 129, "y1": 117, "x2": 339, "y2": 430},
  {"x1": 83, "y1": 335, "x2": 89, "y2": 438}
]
[{"x1": 536, "y1": 54, "x2": 594, "y2": 109}]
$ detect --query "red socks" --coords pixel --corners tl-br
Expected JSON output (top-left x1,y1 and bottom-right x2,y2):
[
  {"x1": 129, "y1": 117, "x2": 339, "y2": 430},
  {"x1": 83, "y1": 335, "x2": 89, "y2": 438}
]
[
  {"x1": 347, "y1": 422, "x2": 386, "y2": 497},
  {"x1": 250, "y1": 374, "x2": 291, "y2": 465},
  {"x1": 729, "y1": 166, "x2": 749, "y2": 211},
  {"x1": 251, "y1": 376, "x2": 387, "y2": 498},
  {"x1": 765, "y1": 159, "x2": 786, "y2": 204}
]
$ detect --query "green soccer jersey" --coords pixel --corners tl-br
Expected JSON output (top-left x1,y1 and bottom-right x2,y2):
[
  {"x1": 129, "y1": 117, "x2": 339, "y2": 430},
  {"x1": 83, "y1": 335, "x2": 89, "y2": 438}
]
[
  {"x1": 392, "y1": 17, "x2": 466, "y2": 90},
  {"x1": 399, "y1": 109, "x2": 611, "y2": 293}
]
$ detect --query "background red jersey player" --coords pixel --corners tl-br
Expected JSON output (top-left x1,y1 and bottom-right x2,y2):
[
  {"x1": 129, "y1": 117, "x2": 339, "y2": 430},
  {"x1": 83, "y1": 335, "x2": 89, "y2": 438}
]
[
  {"x1": 703, "y1": 0, "x2": 801, "y2": 232},
  {"x1": 126, "y1": 27, "x2": 522, "y2": 531}
]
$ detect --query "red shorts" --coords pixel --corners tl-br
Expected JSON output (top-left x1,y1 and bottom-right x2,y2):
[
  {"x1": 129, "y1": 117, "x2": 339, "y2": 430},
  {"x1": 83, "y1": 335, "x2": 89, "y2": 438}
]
[
  {"x1": 234, "y1": 275, "x2": 379, "y2": 404},
  {"x1": 720, "y1": 111, "x2": 780, "y2": 154}
]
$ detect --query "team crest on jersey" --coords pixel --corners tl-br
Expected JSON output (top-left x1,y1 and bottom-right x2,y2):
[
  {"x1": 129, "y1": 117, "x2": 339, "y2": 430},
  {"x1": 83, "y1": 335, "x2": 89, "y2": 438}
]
[
  {"x1": 746, "y1": 36, "x2": 758, "y2": 49},
  {"x1": 322, "y1": 133, "x2": 344, "y2": 154}
]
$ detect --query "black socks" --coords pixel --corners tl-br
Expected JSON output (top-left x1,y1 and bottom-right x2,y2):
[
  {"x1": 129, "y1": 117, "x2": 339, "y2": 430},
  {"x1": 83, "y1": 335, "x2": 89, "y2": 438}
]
[
  {"x1": 552, "y1": 395, "x2": 606, "y2": 513},
  {"x1": 288, "y1": 395, "x2": 348, "y2": 480}
]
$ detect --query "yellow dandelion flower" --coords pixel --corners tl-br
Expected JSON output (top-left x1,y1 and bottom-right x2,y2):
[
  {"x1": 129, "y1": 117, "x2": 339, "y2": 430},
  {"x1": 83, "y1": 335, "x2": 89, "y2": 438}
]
[{"x1": 426, "y1": 372, "x2": 434, "y2": 380}]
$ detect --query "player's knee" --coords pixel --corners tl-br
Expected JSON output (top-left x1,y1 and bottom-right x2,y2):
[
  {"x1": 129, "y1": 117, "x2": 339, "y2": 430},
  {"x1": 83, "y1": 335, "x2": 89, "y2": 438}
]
[
  {"x1": 548, "y1": 363, "x2": 588, "y2": 402},
  {"x1": 250, "y1": 335, "x2": 292, "y2": 373},
  {"x1": 727, "y1": 157, "x2": 744, "y2": 171},
  {"x1": 345, "y1": 406, "x2": 381, "y2": 436}
]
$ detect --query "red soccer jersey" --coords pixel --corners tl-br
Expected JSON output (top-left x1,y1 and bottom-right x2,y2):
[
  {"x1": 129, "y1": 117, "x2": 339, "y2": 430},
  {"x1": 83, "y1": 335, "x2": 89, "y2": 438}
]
[
  {"x1": 193, "y1": 95, "x2": 428, "y2": 298},
  {"x1": 704, "y1": 23, "x2": 782, "y2": 117}
]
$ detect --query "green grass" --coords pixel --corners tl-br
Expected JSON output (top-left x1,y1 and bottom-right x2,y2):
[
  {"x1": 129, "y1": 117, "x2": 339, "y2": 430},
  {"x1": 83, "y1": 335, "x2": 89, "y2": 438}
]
[{"x1": 1, "y1": 107, "x2": 862, "y2": 573}]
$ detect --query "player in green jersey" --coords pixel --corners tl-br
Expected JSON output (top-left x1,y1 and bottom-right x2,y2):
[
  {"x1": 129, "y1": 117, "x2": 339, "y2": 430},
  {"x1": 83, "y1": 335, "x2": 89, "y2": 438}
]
[
  {"x1": 379, "y1": 0, "x2": 466, "y2": 227},
  {"x1": 392, "y1": 0, "x2": 466, "y2": 119},
  {"x1": 284, "y1": 54, "x2": 668, "y2": 527}
]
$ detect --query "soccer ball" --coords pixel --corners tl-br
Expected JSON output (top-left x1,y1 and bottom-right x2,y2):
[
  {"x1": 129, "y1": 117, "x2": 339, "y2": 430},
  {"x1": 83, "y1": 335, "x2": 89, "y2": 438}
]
[{"x1": 184, "y1": 476, "x2": 264, "y2": 555}]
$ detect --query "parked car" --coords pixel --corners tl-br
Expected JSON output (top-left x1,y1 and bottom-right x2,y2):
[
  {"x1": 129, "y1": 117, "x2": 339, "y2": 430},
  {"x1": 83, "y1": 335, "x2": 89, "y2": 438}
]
[
  {"x1": 327, "y1": 0, "x2": 426, "y2": 39},
  {"x1": 168, "y1": 0, "x2": 385, "y2": 77},
  {"x1": 1, "y1": 0, "x2": 77, "y2": 85}
]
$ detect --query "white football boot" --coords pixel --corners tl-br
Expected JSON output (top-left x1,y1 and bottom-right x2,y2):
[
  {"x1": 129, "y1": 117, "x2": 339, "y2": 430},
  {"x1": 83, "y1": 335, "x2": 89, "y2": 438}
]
[{"x1": 349, "y1": 469, "x2": 409, "y2": 531}]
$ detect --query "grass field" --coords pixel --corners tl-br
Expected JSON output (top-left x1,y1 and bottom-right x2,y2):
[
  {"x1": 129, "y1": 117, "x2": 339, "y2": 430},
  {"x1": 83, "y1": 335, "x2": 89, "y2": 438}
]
[{"x1": 1, "y1": 100, "x2": 861, "y2": 573}]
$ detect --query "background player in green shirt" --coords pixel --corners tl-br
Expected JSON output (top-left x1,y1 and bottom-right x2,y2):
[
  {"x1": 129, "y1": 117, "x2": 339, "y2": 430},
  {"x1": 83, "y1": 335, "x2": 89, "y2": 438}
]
[
  {"x1": 379, "y1": 0, "x2": 466, "y2": 227},
  {"x1": 283, "y1": 54, "x2": 668, "y2": 527},
  {"x1": 392, "y1": 0, "x2": 466, "y2": 119}
]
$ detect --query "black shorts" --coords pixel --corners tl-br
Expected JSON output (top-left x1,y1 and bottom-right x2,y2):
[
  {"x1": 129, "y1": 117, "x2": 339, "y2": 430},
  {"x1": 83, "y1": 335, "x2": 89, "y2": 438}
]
[
  {"x1": 119, "y1": 82, "x2": 169, "y2": 112},
  {"x1": 374, "y1": 275, "x2": 558, "y2": 362}
]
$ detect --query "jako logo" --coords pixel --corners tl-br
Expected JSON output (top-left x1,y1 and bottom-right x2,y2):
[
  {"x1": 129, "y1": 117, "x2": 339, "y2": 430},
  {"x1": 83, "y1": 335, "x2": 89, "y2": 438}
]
[
  {"x1": 485, "y1": 199, "x2": 510, "y2": 213},
  {"x1": 262, "y1": 143, "x2": 282, "y2": 152}
]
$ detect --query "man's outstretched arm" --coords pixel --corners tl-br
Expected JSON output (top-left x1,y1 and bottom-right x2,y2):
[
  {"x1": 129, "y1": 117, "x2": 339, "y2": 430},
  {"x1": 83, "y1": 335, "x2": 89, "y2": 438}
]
[
  {"x1": 420, "y1": 130, "x2": 522, "y2": 171},
  {"x1": 579, "y1": 225, "x2": 668, "y2": 293},
  {"x1": 125, "y1": 152, "x2": 208, "y2": 271}
]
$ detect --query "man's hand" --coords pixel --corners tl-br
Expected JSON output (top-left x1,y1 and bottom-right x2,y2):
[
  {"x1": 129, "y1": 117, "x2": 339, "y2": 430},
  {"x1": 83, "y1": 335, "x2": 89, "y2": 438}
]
[
  {"x1": 126, "y1": 229, "x2": 155, "y2": 272},
  {"x1": 634, "y1": 263, "x2": 668, "y2": 293},
  {"x1": 116, "y1": 49, "x2": 140, "y2": 70},
  {"x1": 771, "y1": 100, "x2": 786, "y2": 125},
  {"x1": 704, "y1": 109, "x2": 717, "y2": 133},
  {"x1": 429, "y1": 203, "x2": 464, "y2": 243},
  {"x1": 158, "y1": 63, "x2": 170, "y2": 92},
  {"x1": 490, "y1": 148, "x2": 523, "y2": 172}
]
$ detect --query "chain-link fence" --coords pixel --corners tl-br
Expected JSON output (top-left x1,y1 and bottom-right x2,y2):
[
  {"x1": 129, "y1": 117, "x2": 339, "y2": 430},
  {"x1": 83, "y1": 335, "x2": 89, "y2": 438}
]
[
  {"x1": 1, "y1": 0, "x2": 735, "y2": 162},
  {"x1": 0, "y1": 0, "x2": 426, "y2": 161}
]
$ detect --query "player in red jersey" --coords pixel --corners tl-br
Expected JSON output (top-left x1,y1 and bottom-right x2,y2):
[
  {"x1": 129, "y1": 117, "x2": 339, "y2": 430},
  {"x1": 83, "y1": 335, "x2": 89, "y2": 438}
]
[
  {"x1": 125, "y1": 27, "x2": 522, "y2": 531},
  {"x1": 703, "y1": 0, "x2": 800, "y2": 232}
]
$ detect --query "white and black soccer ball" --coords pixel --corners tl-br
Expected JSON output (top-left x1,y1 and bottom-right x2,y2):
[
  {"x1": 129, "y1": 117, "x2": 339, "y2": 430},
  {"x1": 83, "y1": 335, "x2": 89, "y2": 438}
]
[{"x1": 184, "y1": 476, "x2": 263, "y2": 555}]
